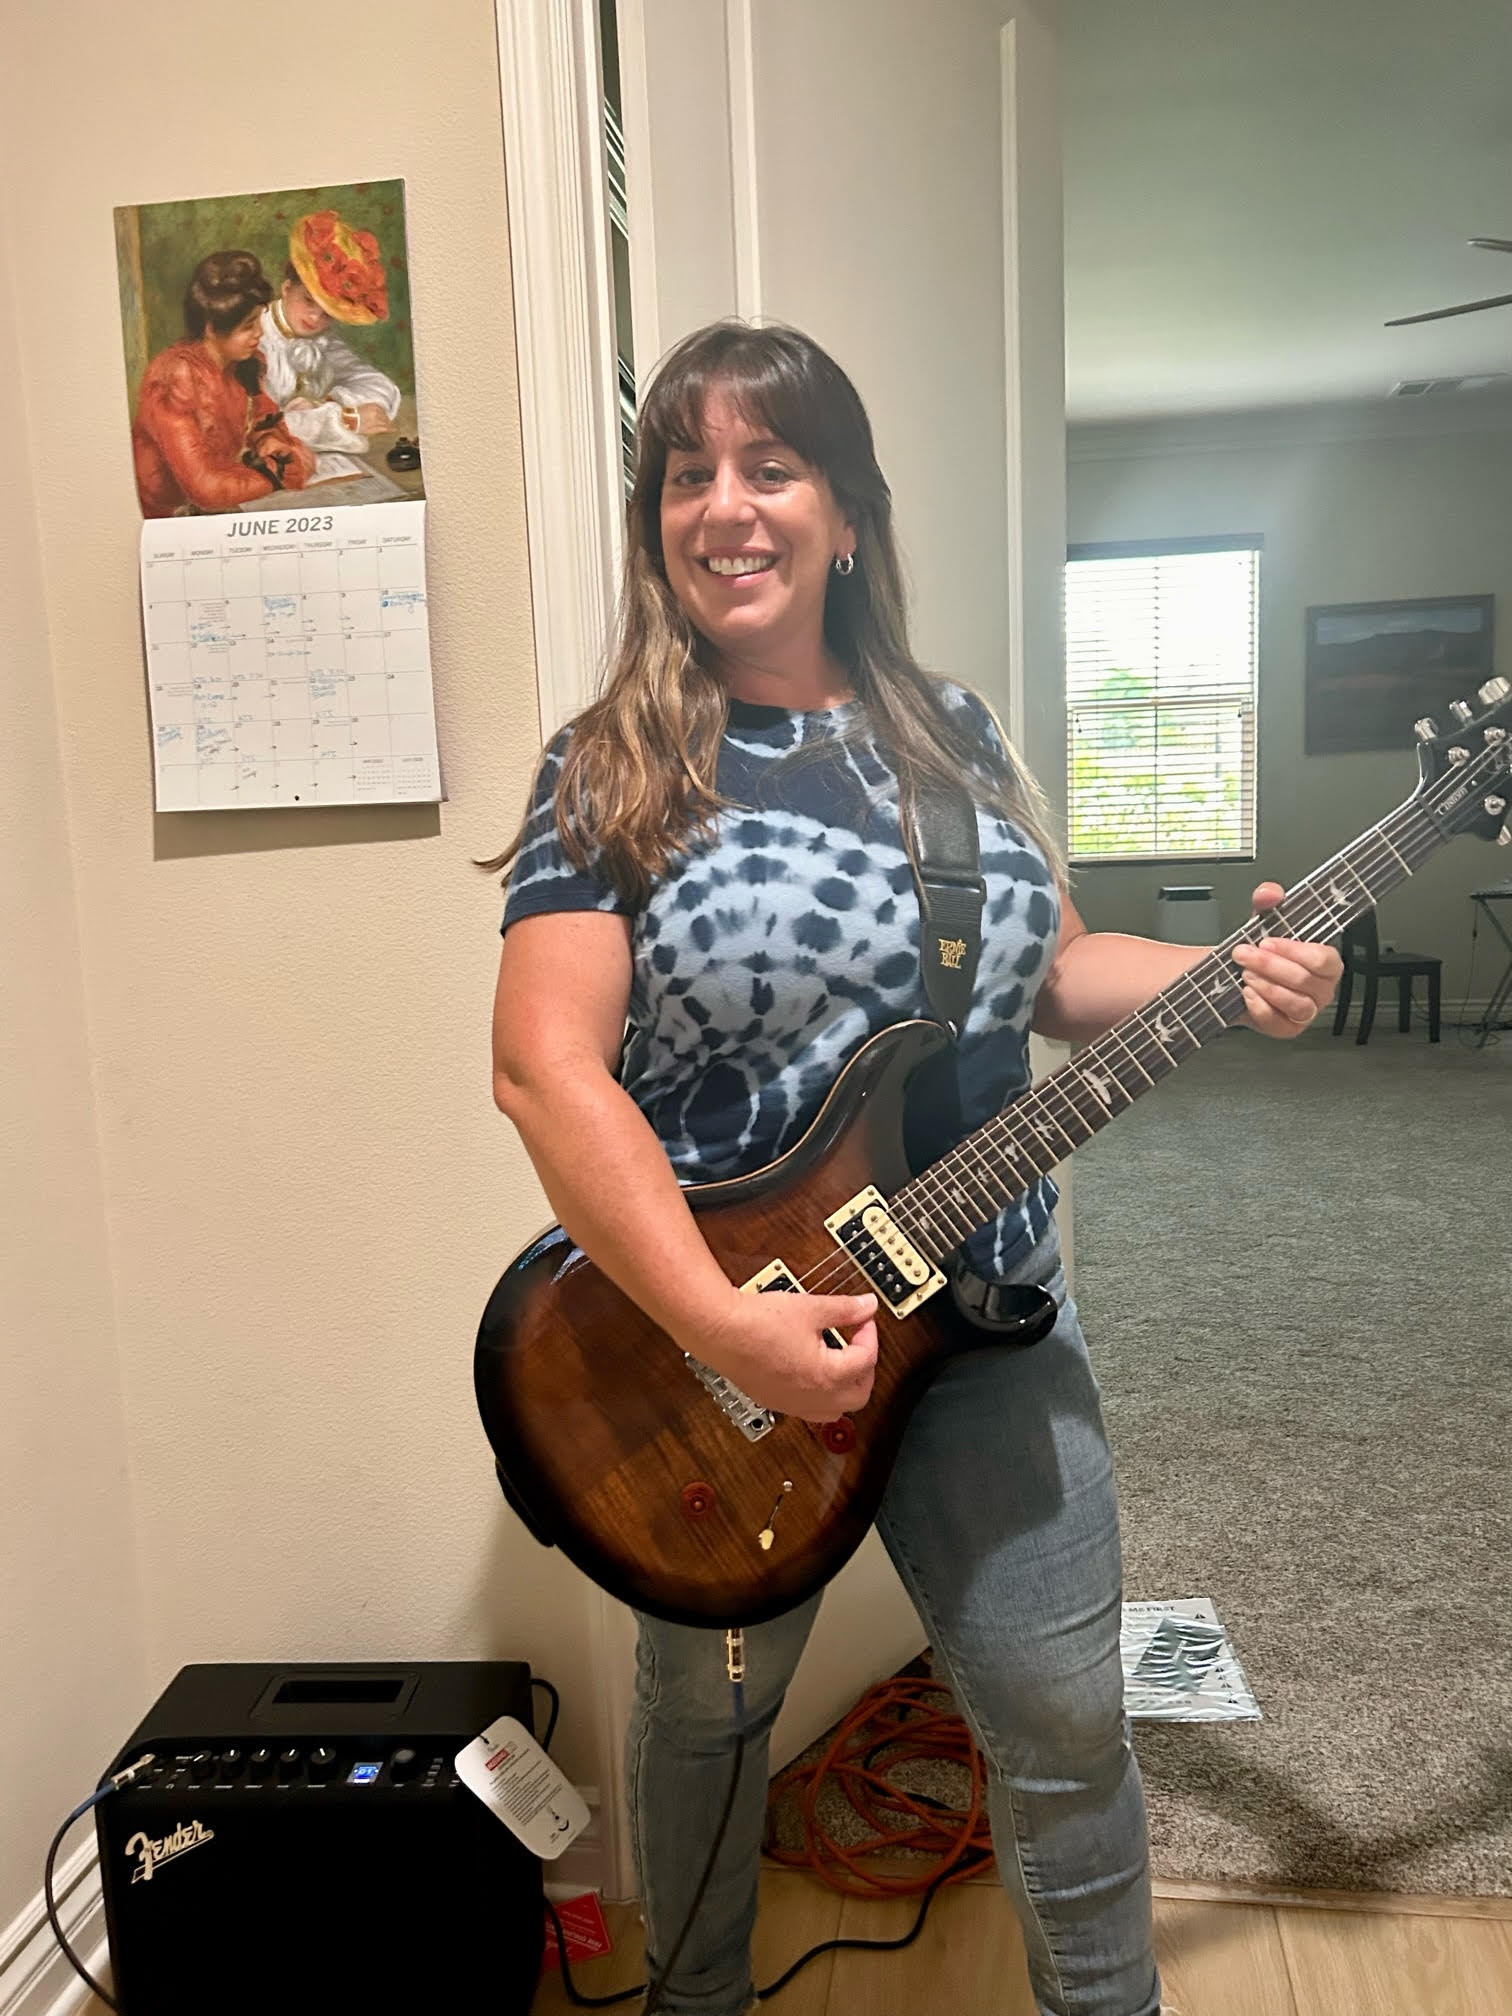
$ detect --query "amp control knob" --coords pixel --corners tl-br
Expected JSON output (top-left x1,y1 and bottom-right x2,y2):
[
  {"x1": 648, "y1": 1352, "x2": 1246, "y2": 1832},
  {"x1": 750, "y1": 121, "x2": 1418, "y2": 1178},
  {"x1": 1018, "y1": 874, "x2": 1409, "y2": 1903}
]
[
  {"x1": 388, "y1": 1747, "x2": 422, "y2": 1785},
  {"x1": 190, "y1": 1750, "x2": 215, "y2": 1782},
  {"x1": 277, "y1": 1747, "x2": 302, "y2": 1782},
  {"x1": 248, "y1": 1746, "x2": 274, "y2": 1781},
  {"x1": 308, "y1": 1746, "x2": 336, "y2": 1781},
  {"x1": 218, "y1": 1748, "x2": 244, "y2": 1780}
]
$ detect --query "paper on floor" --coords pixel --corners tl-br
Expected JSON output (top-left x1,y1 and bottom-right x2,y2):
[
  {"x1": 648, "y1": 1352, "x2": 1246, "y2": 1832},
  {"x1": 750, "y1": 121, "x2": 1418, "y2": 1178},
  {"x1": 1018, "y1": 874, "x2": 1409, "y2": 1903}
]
[{"x1": 1121, "y1": 1597, "x2": 1261, "y2": 1721}]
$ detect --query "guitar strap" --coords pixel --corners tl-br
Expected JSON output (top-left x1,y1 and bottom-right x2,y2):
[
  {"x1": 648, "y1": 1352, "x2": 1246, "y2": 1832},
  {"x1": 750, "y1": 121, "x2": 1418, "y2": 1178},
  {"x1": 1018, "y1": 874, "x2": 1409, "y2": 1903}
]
[
  {"x1": 907, "y1": 778, "x2": 984, "y2": 1040},
  {"x1": 899, "y1": 776, "x2": 984, "y2": 1189}
]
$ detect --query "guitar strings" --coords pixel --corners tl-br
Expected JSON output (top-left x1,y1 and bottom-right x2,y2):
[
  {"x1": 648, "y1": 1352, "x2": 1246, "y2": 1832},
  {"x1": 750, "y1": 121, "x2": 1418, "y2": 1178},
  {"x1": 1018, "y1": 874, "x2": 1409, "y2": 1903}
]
[
  {"x1": 878, "y1": 737, "x2": 1502, "y2": 1266},
  {"x1": 782, "y1": 730, "x2": 1505, "y2": 1303}
]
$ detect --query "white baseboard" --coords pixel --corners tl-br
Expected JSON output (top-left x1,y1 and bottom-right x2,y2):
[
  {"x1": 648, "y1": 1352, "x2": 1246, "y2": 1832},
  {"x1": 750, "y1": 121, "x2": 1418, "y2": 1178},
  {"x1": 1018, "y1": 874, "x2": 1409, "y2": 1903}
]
[{"x1": 0, "y1": 1839, "x2": 111, "y2": 2016}]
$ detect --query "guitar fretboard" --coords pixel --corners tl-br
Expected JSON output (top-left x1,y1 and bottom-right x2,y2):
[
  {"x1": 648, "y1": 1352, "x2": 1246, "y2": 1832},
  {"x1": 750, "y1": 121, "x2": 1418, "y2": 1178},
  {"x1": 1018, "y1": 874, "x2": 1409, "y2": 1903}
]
[{"x1": 886, "y1": 782, "x2": 1453, "y2": 1265}]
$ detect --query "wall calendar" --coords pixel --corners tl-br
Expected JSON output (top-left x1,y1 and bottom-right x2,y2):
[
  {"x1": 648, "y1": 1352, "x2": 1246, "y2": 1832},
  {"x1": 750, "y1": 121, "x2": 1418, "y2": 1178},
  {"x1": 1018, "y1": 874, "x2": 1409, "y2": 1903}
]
[{"x1": 140, "y1": 500, "x2": 441, "y2": 811}]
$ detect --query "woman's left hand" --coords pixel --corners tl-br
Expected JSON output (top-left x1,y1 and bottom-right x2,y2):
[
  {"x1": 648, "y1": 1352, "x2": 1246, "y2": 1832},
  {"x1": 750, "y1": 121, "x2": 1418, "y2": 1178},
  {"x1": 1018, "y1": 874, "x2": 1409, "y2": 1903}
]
[{"x1": 1231, "y1": 882, "x2": 1343, "y2": 1038}]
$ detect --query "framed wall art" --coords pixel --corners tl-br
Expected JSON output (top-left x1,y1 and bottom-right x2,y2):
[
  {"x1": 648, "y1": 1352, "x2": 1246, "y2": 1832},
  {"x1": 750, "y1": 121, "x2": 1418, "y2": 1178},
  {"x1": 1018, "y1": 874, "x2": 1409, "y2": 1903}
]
[{"x1": 1304, "y1": 595, "x2": 1494, "y2": 755}]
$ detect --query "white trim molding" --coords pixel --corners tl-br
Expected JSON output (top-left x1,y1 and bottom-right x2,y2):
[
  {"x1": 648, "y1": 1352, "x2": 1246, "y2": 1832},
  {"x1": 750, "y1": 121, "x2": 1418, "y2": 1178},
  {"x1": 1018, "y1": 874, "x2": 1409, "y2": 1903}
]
[
  {"x1": 494, "y1": 0, "x2": 639, "y2": 1898},
  {"x1": 1069, "y1": 390, "x2": 1512, "y2": 465},
  {"x1": 495, "y1": 0, "x2": 626, "y2": 736},
  {"x1": 724, "y1": 0, "x2": 762, "y2": 320},
  {"x1": 0, "y1": 1839, "x2": 108, "y2": 2016},
  {"x1": 999, "y1": 19, "x2": 1026, "y2": 754}
]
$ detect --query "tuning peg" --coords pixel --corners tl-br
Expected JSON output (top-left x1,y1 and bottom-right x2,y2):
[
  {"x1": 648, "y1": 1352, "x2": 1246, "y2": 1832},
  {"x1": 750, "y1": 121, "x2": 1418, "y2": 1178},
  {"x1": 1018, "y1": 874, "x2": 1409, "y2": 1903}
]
[
  {"x1": 1499, "y1": 825, "x2": 1511, "y2": 847},
  {"x1": 1449, "y1": 699, "x2": 1475, "y2": 724},
  {"x1": 1478, "y1": 675, "x2": 1510, "y2": 705},
  {"x1": 1488, "y1": 794, "x2": 1508, "y2": 817},
  {"x1": 1413, "y1": 716, "x2": 1438, "y2": 741}
]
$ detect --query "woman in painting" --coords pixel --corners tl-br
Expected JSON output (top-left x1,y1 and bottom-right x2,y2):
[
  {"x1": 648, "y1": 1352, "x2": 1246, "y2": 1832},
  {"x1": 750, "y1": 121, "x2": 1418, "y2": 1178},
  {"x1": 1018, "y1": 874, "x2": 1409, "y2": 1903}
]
[
  {"x1": 132, "y1": 250, "x2": 316, "y2": 516},
  {"x1": 258, "y1": 210, "x2": 402, "y2": 456}
]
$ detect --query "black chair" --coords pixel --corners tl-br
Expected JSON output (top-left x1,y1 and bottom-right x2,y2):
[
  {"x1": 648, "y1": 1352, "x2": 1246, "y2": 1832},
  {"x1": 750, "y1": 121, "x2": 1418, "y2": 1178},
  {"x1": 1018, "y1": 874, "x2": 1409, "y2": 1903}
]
[{"x1": 1331, "y1": 910, "x2": 1441, "y2": 1043}]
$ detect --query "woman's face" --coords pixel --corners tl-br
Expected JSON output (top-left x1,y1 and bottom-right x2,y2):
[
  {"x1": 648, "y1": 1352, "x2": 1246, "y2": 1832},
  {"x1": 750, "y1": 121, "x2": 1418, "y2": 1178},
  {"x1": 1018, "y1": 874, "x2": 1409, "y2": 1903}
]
[
  {"x1": 282, "y1": 278, "x2": 331, "y2": 337},
  {"x1": 659, "y1": 389, "x2": 854, "y2": 674},
  {"x1": 217, "y1": 307, "x2": 266, "y2": 362}
]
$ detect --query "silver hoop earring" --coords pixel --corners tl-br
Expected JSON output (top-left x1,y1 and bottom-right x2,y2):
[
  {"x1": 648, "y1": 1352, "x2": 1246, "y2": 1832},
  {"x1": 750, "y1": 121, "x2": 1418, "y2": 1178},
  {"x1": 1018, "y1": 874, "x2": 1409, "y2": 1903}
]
[{"x1": 833, "y1": 553, "x2": 855, "y2": 576}]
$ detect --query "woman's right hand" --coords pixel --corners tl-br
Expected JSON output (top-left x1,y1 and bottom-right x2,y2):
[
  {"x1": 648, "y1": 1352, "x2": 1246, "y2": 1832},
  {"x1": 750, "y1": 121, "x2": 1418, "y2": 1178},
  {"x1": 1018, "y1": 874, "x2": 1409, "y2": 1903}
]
[{"x1": 687, "y1": 1288, "x2": 880, "y2": 1422}]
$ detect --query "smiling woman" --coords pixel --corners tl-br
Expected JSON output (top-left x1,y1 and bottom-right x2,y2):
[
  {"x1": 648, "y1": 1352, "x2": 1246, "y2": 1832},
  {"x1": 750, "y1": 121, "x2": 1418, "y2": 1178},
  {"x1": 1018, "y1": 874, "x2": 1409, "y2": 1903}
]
[
  {"x1": 480, "y1": 318, "x2": 1339, "y2": 2016},
  {"x1": 659, "y1": 397, "x2": 856, "y2": 704},
  {"x1": 490, "y1": 319, "x2": 1058, "y2": 907}
]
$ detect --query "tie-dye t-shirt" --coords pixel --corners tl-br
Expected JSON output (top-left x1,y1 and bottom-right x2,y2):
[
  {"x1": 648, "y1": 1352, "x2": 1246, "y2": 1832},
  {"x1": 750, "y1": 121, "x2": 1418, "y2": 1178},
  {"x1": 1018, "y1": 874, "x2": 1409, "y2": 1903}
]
[{"x1": 501, "y1": 684, "x2": 1060, "y2": 1280}]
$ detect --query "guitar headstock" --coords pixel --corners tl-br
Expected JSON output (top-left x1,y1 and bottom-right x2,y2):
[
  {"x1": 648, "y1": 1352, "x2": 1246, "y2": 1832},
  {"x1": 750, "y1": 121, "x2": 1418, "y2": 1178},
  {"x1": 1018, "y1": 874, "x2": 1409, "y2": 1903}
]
[{"x1": 1413, "y1": 675, "x2": 1511, "y2": 845}]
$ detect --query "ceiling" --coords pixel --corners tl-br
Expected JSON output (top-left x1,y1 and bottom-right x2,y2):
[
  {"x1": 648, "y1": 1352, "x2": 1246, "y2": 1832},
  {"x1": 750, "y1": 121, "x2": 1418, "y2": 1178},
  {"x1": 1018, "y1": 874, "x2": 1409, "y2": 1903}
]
[{"x1": 1062, "y1": 0, "x2": 1512, "y2": 422}]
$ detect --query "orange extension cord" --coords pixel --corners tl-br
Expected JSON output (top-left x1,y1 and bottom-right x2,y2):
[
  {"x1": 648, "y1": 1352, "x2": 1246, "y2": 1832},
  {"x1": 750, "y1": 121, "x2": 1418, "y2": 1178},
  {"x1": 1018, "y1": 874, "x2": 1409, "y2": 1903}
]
[{"x1": 764, "y1": 1673, "x2": 995, "y2": 1897}]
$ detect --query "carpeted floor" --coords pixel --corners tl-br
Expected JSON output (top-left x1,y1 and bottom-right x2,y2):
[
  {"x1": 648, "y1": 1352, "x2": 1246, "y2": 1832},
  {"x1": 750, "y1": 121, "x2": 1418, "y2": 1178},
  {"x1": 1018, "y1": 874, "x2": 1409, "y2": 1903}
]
[
  {"x1": 768, "y1": 1021, "x2": 1512, "y2": 1898},
  {"x1": 1079, "y1": 1020, "x2": 1512, "y2": 1896}
]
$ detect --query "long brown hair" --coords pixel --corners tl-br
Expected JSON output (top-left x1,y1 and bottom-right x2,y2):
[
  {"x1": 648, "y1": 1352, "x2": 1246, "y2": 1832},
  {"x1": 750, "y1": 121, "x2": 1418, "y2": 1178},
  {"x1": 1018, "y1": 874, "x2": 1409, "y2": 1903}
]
[{"x1": 484, "y1": 320, "x2": 1061, "y2": 904}]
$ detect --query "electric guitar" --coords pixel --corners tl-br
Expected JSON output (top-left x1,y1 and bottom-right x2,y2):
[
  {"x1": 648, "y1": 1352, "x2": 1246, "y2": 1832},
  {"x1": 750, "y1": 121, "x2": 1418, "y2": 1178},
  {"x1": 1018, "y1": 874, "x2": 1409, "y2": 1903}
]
[{"x1": 475, "y1": 679, "x2": 1511, "y2": 1629}]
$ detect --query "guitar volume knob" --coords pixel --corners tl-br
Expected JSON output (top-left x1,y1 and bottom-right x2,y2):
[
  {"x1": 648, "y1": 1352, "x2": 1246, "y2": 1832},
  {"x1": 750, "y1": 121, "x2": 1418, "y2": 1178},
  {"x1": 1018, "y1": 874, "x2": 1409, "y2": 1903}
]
[
  {"x1": 821, "y1": 1418, "x2": 856, "y2": 1454},
  {"x1": 681, "y1": 1481, "x2": 716, "y2": 1519}
]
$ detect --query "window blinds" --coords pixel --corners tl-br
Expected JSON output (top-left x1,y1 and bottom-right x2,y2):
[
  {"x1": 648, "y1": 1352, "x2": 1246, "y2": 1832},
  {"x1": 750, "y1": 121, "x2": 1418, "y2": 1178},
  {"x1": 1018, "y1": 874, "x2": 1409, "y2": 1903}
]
[{"x1": 1065, "y1": 538, "x2": 1260, "y2": 862}]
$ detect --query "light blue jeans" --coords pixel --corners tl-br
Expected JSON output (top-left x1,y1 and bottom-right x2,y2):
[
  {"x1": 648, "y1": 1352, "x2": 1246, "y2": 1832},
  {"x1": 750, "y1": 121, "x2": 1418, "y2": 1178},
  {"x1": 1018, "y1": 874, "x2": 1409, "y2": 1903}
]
[{"x1": 625, "y1": 1224, "x2": 1161, "y2": 2016}]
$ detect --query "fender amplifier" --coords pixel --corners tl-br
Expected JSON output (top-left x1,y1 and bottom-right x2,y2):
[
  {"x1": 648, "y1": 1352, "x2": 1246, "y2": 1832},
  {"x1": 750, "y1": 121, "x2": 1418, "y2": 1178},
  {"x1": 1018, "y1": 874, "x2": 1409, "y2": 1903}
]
[{"x1": 95, "y1": 1661, "x2": 544, "y2": 2015}]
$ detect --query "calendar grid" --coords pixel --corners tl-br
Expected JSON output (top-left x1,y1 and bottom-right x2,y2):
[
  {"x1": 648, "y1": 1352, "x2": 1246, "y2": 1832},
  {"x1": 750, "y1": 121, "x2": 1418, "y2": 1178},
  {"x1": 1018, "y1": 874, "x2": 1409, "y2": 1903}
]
[{"x1": 141, "y1": 500, "x2": 441, "y2": 811}]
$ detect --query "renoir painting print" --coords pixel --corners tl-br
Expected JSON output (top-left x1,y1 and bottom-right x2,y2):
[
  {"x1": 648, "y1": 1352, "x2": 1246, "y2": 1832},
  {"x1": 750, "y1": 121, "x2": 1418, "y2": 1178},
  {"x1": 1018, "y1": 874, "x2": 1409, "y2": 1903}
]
[
  {"x1": 114, "y1": 179, "x2": 422, "y2": 517},
  {"x1": 1304, "y1": 595, "x2": 1494, "y2": 756}
]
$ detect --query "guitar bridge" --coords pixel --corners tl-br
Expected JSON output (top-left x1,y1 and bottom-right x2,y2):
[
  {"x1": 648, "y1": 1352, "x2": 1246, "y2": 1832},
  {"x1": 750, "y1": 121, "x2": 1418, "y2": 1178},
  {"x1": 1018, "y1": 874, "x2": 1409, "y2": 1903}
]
[
  {"x1": 685, "y1": 1258, "x2": 836, "y2": 1442},
  {"x1": 684, "y1": 1350, "x2": 776, "y2": 1442},
  {"x1": 823, "y1": 1187, "x2": 946, "y2": 1318}
]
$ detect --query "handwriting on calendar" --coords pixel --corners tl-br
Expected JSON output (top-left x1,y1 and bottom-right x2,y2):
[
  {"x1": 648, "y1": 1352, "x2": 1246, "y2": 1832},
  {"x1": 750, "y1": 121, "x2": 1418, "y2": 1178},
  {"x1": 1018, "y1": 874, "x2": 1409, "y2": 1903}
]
[{"x1": 139, "y1": 499, "x2": 442, "y2": 813}]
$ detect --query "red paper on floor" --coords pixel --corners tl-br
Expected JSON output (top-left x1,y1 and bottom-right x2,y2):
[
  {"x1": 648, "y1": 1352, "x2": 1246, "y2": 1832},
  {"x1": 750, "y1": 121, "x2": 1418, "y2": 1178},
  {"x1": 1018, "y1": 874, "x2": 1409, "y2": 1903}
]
[{"x1": 543, "y1": 1890, "x2": 614, "y2": 1970}]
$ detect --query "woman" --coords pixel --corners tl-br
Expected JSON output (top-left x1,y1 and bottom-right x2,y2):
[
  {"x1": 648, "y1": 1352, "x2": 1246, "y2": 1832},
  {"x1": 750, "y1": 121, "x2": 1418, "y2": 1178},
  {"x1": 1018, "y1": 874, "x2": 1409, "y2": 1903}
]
[
  {"x1": 132, "y1": 250, "x2": 315, "y2": 516},
  {"x1": 488, "y1": 321, "x2": 1338, "y2": 2016},
  {"x1": 258, "y1": 210, "x2": 402, "y2": 458}
]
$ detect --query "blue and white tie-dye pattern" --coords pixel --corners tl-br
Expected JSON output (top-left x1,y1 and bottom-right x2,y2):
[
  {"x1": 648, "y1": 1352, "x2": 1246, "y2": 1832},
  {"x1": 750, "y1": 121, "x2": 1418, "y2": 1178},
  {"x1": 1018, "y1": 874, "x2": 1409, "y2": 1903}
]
[{"x1": 501, "y1": 686, "x2": 1060, "y2": 1280}]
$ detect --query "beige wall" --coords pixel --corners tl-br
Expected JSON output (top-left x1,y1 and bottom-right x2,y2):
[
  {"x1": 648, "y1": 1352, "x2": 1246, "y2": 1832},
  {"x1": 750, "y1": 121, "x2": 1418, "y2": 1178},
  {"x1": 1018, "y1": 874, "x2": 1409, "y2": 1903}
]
[
  {"x1": 1068, "y1": 409, "x2": 1512, "y2": 1006},
  {"x1": 0, "y1": 189, "x2": 149, "y2": 1927},
  {"x1": 2, "y1": 0, "x2": 597, "y2": 1929}
]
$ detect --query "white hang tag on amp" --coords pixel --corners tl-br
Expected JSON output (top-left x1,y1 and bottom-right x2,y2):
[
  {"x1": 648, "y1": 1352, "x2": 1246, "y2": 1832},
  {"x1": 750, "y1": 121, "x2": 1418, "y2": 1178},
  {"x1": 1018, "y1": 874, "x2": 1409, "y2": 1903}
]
[{"x1": 454, "y1": 1715, "x2": 589, "y2": 1860}]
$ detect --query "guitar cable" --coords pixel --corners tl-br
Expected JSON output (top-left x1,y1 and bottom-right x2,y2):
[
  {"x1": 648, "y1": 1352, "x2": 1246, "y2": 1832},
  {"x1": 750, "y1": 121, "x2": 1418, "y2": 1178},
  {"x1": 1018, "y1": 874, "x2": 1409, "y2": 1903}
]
[
  {"x1": 41, "y1": 1753, "x2": 159, "y2": 2013},
  {"x1": 542, "y1": 1652, "x2": 970, "y2": 2010}
]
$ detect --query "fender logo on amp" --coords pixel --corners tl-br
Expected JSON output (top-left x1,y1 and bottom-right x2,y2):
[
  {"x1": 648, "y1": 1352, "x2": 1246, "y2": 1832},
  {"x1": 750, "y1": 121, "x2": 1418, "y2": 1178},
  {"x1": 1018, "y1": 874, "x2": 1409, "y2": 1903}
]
[{"x1": 125, "y1": 1820, "x2": 215, "y2": 1884}]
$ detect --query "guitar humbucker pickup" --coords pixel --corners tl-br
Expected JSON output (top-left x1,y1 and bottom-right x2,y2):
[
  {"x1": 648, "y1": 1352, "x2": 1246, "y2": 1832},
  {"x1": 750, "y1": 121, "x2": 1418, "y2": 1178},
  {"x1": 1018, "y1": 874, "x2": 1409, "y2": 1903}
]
[
  {"x1": 823, "y1": 1188, "x2": 946, "y2": 1319},
  {"x1": 739, "y1": 1259, "x2": 848, "y2": 1351}
]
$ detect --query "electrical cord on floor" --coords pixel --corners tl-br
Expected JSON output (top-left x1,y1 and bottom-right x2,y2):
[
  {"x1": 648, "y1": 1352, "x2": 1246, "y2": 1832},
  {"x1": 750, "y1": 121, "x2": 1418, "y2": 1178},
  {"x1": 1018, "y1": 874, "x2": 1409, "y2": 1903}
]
[
  {"x1": 543, "y1": 1660, "x2": 988, "y2": 2007},
  {"x1": 43, "y1": 1753, "x2": 158, "y2": 2013}
]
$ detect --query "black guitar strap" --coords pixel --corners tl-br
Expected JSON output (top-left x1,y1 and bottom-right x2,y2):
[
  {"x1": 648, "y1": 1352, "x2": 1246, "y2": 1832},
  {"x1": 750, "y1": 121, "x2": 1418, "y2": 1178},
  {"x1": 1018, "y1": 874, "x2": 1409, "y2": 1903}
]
[
  {"x1": 899, "y1": 776, "x2": 984, "y2": 1192},
  {"x1": 908, "y1": 778, "x2": 984, "y2": 1041}
]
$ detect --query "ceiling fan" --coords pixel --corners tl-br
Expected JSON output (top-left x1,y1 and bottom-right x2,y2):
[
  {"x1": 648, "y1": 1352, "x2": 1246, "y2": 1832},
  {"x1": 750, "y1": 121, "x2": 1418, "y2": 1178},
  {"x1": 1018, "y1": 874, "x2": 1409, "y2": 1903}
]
[{"x1": 1386, "y1": 239, "x2": 1512, "y2": 326}]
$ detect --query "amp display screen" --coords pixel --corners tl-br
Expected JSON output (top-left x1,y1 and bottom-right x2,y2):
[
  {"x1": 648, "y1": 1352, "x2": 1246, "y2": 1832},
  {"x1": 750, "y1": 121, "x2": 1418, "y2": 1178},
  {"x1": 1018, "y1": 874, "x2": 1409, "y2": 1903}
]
[{"x1": 347, "y1": 1762, "x2": 382, "y2": 1785}]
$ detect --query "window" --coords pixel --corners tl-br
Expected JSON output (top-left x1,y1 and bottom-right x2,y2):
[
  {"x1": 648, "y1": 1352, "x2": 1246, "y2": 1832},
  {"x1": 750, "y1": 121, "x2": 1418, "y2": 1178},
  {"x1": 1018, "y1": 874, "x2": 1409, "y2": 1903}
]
[{"x1": 1064, "y1": 536, "x2": 1260, "y2": 862}]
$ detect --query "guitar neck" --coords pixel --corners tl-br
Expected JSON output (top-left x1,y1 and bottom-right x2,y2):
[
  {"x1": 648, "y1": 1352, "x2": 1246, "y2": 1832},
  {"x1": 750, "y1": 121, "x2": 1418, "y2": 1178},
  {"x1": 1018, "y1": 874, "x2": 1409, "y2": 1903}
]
[{"x1": 888, "y1": 784, "x2": 1449, "y2": 1263}]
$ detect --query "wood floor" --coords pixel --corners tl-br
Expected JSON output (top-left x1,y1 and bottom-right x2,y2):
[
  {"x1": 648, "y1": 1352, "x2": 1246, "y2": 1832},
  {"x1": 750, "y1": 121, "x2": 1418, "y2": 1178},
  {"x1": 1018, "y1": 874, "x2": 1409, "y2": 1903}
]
[{"x1": 532, "y1": 1865, "x2": 1512, "y2": 2015}]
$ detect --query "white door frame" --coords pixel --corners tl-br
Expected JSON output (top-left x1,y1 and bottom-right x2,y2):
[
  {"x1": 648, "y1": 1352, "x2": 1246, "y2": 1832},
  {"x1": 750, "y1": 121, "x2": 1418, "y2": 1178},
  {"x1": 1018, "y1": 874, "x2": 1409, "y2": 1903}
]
[
  {"x1": 495, "y1": 0, "x2": 640, "y2": 1901},
  {"x1": 495, "y1": 0, "x2": 626, "y2": 741},
  {"x1": 493, "y1": 0, "x2": 1063, "y2": 1901}
]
